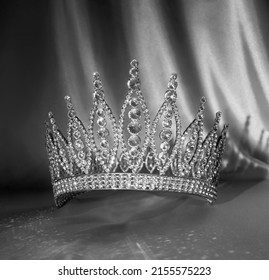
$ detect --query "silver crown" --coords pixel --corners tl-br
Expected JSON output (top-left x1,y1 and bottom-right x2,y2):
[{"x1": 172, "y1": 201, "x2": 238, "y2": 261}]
[{"x1": 45, "y1": 59, "x2": 228, "y2": 207}]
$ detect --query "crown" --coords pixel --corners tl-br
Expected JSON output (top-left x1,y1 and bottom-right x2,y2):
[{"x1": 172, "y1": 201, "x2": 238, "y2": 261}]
[{"x1": 45, "y1": 59, "x2": 228, "y2": 207}]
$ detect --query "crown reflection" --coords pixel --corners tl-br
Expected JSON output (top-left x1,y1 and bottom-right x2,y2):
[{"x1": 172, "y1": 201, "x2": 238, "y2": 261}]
[{"x1": 46, "y1": 59, "x2": 228, "y2": 207}]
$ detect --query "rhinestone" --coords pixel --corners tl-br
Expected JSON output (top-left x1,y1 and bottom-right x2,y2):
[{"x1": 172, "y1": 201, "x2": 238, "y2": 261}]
[
  {"x1": 120, "y1": 153, "x2": 129, "y2": 172},
  {"x1": 165, "y1": 90, "x2": 177, "y2": 102},
  {"x1": 127, "y1": 77, "x2": 139, "y2": 89},
  {"x1": 128, "y1": 122, "x2": 142, "y2": 134},
  {"x1": 129, "y1": 67, "x2": 138, "y2": 77},
  {"x1": 130, "y1": 59, "x2": 139, "y2": 68},
  {"x1": 59, "y1": 149, "x2": 65, "y2": 157},
  {"x1": 93, "y1": 72, "x2": 100, "y2": 80},
  {"x1": 165, "y1": 108, "x2": 173, "y2": 118},
  {"x1": 94, "y1": 90, "x2": 105, "y2": 101},
  {"x1": 97, "y1": 108, "x2": 105, "y2": 117},
  {"x1": 128, "y1": 108, "x2": 141, "y2": 120},
  {"x1": 129, "y1": 97, "x2": 140, "y2": 107},
  {"x1": 74, "y1": 139, "x2": 84, "y2": 151},
  {"x1": 145, "y1": 153, "x2": 156, "y2": 172},
  {"x1": 101, "y1": 151, "x2": 109, "y2": 159},
  {"x1": 93, "y1": 79, "x2": 102, "y2": 89},
  {"x1": 160, "y1": 142, "x2": 170, "y2": 151},
  {"x1": 168, "y1": 80, "x2": 178, "y2": 89},
  {"x1": 128, "y1": 135, "x2": 141, "y2": 147},
  {"x1": 97, "y1": 127, "x2": 109, "y2": 138},
  {"x1": 78, "y1": 151, "x2": 85, "y2": 160},
  {"x1": 73, "y1": 130, "x2": 81, "y2": 139},
  {"x1": 159, "y1": 152, "x2": 168, "y2": 162},
  {"x1": 162, "y1": 118, "x2": 172, "y2": 128},
  {"x1": 100, "y1": 139, "x2": 109, "y2": 149},
  {"x1": 97, "y1": 117, "x2": 106, "y2": 127},
  {"x1": 129, "y1": 146, "x2": 141, "y2": 158},
  {"x1": 159, "y1": 129, "x2": 172, "y2": 141}
]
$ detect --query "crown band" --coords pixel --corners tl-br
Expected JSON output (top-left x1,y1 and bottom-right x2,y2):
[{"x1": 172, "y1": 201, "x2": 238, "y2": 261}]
[{"x1": 54, "y1": 173, "x2": 216, "y2": 207}]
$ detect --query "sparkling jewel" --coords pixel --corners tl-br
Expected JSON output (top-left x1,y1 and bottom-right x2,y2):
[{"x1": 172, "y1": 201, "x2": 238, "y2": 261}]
[
  {"x1": 164, "y1": 108, "x2": 173, "y2": 118},
  {"x1": 129, "y1": 97, "x2": 140, "y2": 107},
  {"x1": 97, "y1": 127, "x2": 109, "y2": 138},
  {"x1": 97, "y1": 108, "x2": 105, "y2": 117},
  {"x1": 129, "y1": 67, "x2": 138, "y2": 77},
  {"x1": 97, "y1": 117, "x2": 106, "y2": 127},
  {"x1": 78, "y1": 151, "x2": 85, "y2": 160},
  {"x1": 100, "y1": 139, "x2": 109, "y2": 150},
  {"x1": 128, "y1": 122, "x2": 142, "y2": 134},
  {"x1": 129, "y1": 146, "x2": 141, "y2": 158},
  {"x1": 162, "y1": 118, "x2": 172, "y2": 128},
  {"x1": 160, "y1": 141, "x2": 170, "y2": 151},
  {"x1": 93, "y1": 79, "x2": 102, "y2": 89},
  {"x1": 128, "y1": 135, "x2": 141, "y2": 147},
  {"x1": 159, "y1": 129, "x2": 172, "y2": 141},
  {"x1": 73, "y1": 130, "x2": 81, "y2": 139},
  {"x1": 128, "y1": 108, "x2": 141, "y2": 120},
  {"x1": 94, "y1": 90, "x2": 105, "y2": 101},
  {"x1": 165, "y1": 90, "x2": 177, "y2": 102},
  {"x1": 159, "y1": 152, "x2": 168, "y2": 162},
  {"x1": 74, "y1": 139, "x2": 84, "y2": 151}
]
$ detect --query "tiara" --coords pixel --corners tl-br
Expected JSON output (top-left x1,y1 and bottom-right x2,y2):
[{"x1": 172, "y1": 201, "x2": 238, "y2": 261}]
[{"x1": 45, "y1": 59, "x2": 228, "y2": 207}]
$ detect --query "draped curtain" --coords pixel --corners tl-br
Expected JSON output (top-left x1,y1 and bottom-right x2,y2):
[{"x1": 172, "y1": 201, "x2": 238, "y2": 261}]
[{"x1": 0, "y1": 0, "x2": 269, "y2": 186}]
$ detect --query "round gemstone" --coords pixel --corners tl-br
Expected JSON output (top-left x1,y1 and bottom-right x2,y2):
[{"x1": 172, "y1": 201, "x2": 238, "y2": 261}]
[
  {"x1": 165, "y1": 108, "x2": 173, "y2": 118},
  {"x1": 129, "y1": 97, "x2": 140, "y2": 107},
  {"x1": 129, "y1": 146, "x2": 141, "y2": 158},
  {"x1": 97, "y1": 127, "x2": 109, "y2": 138},
  {"x1": 128, "y1": 108, "x2": 141, "y2": 120},
  {"x1": 159, "y1": 129, "x2": 172, "y2": 141},
  {"x1": 73, "y1": 130, "x2": 81, "y2": 139},
  {"x1": 93, "y1": 79, "x2": 102, "y2": 89},
  {"x1": 160, "y1": 141, "x2": 170, "y2": 152},
  {"x1": 93, "y1": 72, "x2": 100, "y2": 80},
  {"x1": 94, "y1": 90, "x2": 104, "y2": 101},
  {"x1": 78, "y1": 151, "x2": 85, "y2": 160},
  {"x1": 97, "y1": 117, "x2": 106, "y2": 127},
  {"x1": 162, "y1": 118, "x2": 172, "y2": 128},
  {"x1": 101, "y1": 151, "x2": 109, "y2": 159},
  {"x1": 187, "y1": 142, "x2": 196, "y2": 152},
  {"x1": 74, "y1": 139, "x2": 84, "y2": 151},
  {"x1": 96, "y1": 108, "x2": 105, "y2": 117},
  {"x1": 128, "y1": 122, "x2": 142, "y2": 134},
  {"x1": 128, "y1": 135, "x2": 141, "y2": 147},
  {"x1": 129, "y1": 67, "x2": 138, "y2": 77},
  {"x1": 100, "y1": 139, "x2": 109, "y2": 150},
  {"x1": 59, "y1": 149, "x2": 66, "y2": 157},
  {"x1": 130, "y1": 59, "x2": 138, "y2": 68},
  {"x1": 168, "y1": 80, "x2": 178, "y2": 90},
  {"x1": 165, "y1": 90, "x2": 177, "y2": 102},
  {"x1": 127, "y1": 77, "x2": 139, "y2": 89},
  {"x1": 158, "y1": 152, "x2": 168, "y2": 162}
]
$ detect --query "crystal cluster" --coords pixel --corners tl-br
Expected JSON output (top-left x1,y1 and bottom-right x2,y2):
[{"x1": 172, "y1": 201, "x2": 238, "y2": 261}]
[{"x1": 46, "y1": 59, "x2": 228, "y2": 207}]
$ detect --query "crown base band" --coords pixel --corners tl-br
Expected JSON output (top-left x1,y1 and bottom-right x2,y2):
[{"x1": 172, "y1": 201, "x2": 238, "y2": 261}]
[{"x1": 53, "y1": 173, "x2": 217, "y2": 207}]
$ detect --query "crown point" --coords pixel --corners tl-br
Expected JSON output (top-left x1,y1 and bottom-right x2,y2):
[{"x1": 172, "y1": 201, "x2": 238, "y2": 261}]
[
  {"x1": 130, "y1": 59, "x2": 138, "y2": 68},
  {"x1": 48, "y1": 111, "x2": 54, "y2": 118}
]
